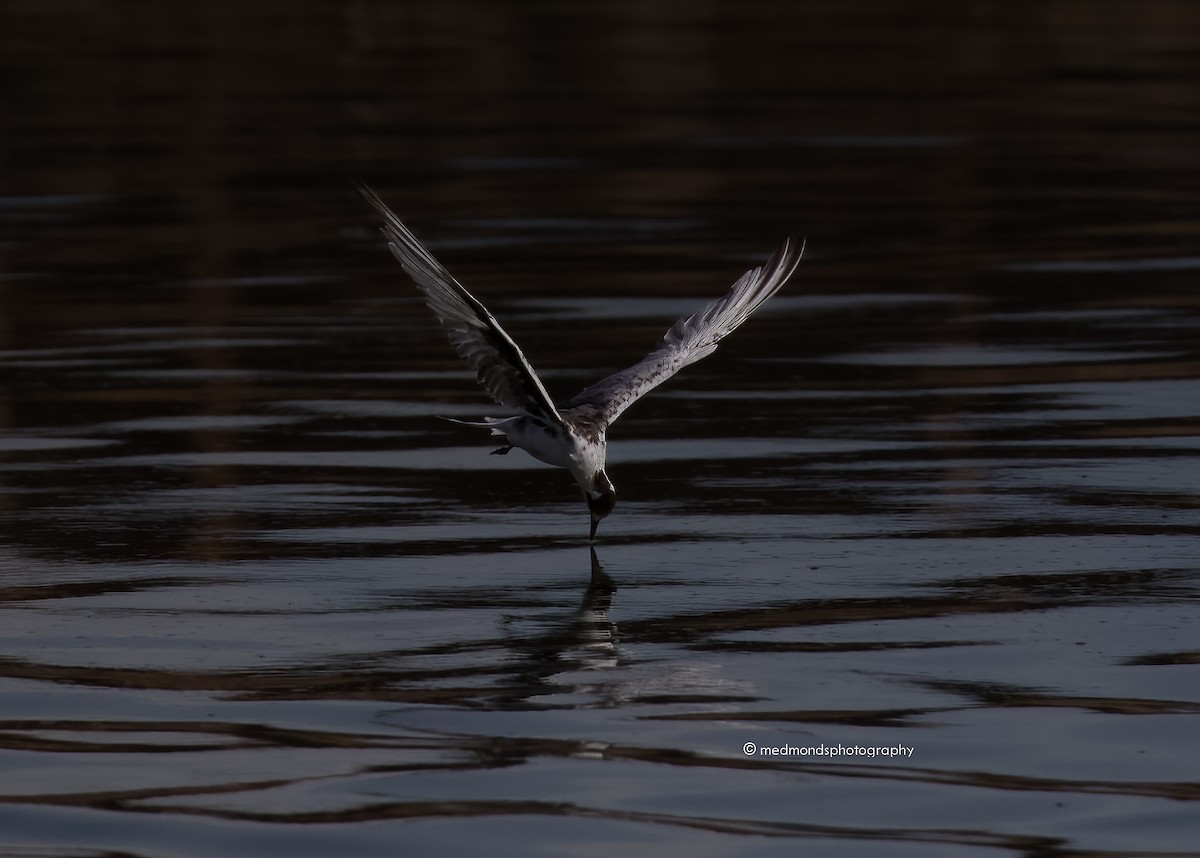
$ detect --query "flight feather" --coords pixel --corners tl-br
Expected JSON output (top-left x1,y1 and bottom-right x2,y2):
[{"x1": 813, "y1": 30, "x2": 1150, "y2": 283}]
[
  {"x1": 564, "y1": 238, "x2": 804, "y2": 425},
  {"x1": 354, "y1": 182, "x2": 562, "y2": 424}
]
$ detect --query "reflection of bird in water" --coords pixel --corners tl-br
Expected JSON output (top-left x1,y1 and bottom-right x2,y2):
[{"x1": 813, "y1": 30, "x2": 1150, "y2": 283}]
[
  {"x1": 499, "y1": 549, "x2": 755, "y2": 711},
  {"x1": 492, "y1": 547, "x2": 621, "y2": 708},
  {"x1": 355, "y1": 183, "x2": 803, "y2": 540},
  {"x1": 574, "y1": 547, "x2": 618, "y2": 669}
]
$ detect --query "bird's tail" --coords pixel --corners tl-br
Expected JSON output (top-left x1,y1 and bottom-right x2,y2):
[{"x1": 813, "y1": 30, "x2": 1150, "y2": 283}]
[{"x1": 437, "y1": 415, "x2": 519, "y2": 437}]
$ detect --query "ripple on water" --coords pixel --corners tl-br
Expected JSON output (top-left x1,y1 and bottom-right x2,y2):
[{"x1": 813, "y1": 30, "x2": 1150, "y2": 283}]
[{"x1": 4, "y1": 2, "x2": 1200, "y2": 852}]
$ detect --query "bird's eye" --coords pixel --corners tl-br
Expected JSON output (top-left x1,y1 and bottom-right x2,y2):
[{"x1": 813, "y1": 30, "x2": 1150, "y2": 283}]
[{"x1": 587, "y1": 491, "x2": 617, "y2": 518}]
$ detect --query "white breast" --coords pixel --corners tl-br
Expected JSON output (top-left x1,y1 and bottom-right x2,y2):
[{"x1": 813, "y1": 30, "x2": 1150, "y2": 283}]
[{"x1": 506, "y1": 419, "x2": 577, "y2": 469}]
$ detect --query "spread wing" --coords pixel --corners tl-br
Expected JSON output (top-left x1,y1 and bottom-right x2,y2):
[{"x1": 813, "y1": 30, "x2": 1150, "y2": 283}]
[
  {"x1": 564, "y1": 238, "x2": 803, "y2": 425},
  {"x1": 355, "y1": 182, "x2": 562, "y2": 424}
]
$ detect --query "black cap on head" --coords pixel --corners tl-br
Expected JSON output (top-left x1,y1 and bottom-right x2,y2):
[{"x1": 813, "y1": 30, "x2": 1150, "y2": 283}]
[{"x1": 586, "y1": 472, "x2": 616, "y2": 541}]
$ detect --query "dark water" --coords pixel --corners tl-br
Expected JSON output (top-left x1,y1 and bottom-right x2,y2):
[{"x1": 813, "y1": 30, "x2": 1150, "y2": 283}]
[{"x1": 4, "y1": 2, "x2": 1200, "y2": 855}]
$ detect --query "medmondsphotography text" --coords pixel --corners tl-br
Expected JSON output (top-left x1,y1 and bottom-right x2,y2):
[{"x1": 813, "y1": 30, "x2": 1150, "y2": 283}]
[{"x1": 743, "y1": 742, "x2": 914, "y2": 759}]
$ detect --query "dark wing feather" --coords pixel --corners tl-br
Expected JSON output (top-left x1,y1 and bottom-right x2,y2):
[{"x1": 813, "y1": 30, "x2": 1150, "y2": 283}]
[
  {"x1": 565, "y1": 238, "x2": 803, "y2": 425},
  {"x1": 355, "y1": 183, "x2": 562, "y2": 424}
]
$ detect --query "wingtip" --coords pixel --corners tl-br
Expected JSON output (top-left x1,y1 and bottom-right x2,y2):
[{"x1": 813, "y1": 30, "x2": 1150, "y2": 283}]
[
  {"x1": 779, "y1": 235, "x2": 806, "y2": 279},
  {"x1": 782, "y1": 235, "x2": 806, "y2": 262},
  {"x1": 351, "y1": 180, "x2": 382, "y2": 209}
]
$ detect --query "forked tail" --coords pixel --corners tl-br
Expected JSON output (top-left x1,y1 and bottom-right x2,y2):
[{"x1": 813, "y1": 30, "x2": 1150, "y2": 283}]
[{"x1": 437, "y1": 415, "x2": 519, "y2": 437}]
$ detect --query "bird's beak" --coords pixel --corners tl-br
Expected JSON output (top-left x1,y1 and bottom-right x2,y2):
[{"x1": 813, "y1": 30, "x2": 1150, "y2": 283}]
[{"x1": 589, "y1": 515, "x2": 600, "y2": 542}]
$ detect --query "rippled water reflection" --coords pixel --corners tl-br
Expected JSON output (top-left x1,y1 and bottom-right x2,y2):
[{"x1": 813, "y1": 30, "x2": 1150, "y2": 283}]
[{"x1": 4, "y1": 1, "x2": 1200, "y2": 856}]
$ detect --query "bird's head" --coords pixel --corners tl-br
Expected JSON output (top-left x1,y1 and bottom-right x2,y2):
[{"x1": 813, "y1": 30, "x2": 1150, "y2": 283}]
[{"x1": 586, "y1": 471, "x2": 617, "y2": 541}]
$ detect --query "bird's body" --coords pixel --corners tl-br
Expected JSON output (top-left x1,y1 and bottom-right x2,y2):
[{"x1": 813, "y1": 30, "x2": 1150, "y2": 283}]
[{"x1": 355, "y1": 183, "x2": 803, "y2": 539}]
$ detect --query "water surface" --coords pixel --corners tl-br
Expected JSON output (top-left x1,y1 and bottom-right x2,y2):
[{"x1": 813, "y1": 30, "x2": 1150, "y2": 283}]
[{"x1": 3, "y1": 1, "x2": 1200, "y2": 856}]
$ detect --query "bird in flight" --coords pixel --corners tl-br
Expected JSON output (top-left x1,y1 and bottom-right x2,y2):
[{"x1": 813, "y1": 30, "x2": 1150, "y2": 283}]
[{"x1": 355, "y1": 183, "x2": 803, "y2": 540}]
